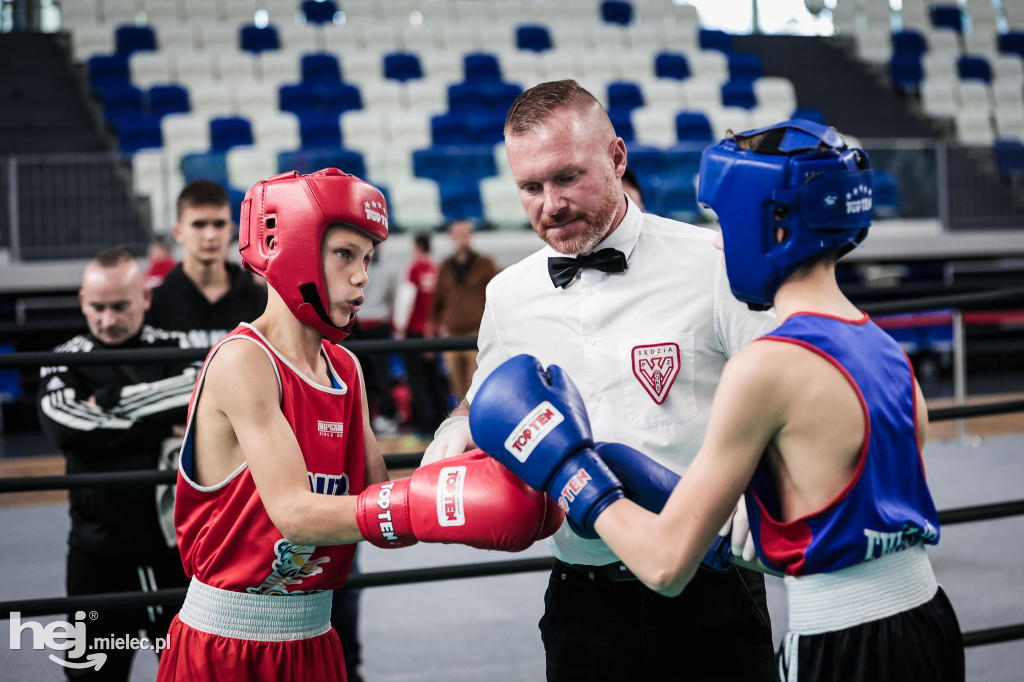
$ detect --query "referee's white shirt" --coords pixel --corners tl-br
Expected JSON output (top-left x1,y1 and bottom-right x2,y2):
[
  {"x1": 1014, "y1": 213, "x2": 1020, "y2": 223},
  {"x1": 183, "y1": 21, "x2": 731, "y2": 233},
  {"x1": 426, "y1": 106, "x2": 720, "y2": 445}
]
[{"x1": 466, "y1": 196, "x2": 778, "y2": 567}]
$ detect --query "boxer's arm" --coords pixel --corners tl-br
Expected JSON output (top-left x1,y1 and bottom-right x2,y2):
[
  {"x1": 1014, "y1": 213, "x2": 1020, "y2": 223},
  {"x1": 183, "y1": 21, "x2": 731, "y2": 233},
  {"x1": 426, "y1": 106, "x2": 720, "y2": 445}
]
[
  {"x1": 594, "y1": 346, "x2": 782, "y2": 596},
  {"x1": 206, "y1": 340, "x2": 365, "y2": 545}
]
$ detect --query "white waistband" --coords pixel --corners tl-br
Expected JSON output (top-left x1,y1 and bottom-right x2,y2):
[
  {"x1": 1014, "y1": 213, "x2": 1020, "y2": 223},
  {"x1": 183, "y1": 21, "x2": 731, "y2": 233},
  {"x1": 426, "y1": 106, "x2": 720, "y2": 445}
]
[
  {"x1": 178, "y1": 577, "x2": 332, "y2": 642},
  {"x1": 785, "y1": 543, "x2": 938, "y2": 635}
]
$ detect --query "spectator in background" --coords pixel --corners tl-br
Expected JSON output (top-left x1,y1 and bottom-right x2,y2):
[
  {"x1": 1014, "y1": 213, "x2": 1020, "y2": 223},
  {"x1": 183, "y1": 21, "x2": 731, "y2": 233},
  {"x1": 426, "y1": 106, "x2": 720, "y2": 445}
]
[
  {"x1": 621, "y1": 165, "x2": 645, "y2": 211},
  {"x1": 146, "y1": 179, "x2": 266, "y2": 348},
  {"x1": 144, "y1": 233, "x2": 177, "y2": 289},
  {"x1": 431, "y1": 220, "x2": 499, "y2": 401},
  {"x1": 38, "y1": 245, "x2": 195, "y2": 680},
  {"x1": 357, "y1": 242, "x2": 402, "y2": 435},
  {"x1": 394, "y1": 234, "x2": 448, "y2": 436}
]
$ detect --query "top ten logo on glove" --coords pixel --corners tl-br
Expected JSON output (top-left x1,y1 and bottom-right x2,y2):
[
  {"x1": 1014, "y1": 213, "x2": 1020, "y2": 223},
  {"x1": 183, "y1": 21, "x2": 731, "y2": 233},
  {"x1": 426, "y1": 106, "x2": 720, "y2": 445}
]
[{"x1": 504, "y1": 401, "x2": 566, "y2": 462}]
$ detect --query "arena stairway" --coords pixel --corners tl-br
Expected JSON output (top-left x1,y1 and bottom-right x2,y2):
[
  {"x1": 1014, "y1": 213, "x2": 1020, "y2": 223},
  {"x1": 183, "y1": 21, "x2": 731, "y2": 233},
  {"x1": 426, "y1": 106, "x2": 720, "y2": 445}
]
[{"x1": 0, "y1": 33, "x2": 150, "y2": 259}]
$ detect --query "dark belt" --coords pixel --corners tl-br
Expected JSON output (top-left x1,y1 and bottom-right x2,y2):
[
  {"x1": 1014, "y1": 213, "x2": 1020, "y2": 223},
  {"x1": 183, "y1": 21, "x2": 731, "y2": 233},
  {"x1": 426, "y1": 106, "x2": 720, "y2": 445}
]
[{"x1": 555, "y1": 558, "x2": 638, "y2": 582}]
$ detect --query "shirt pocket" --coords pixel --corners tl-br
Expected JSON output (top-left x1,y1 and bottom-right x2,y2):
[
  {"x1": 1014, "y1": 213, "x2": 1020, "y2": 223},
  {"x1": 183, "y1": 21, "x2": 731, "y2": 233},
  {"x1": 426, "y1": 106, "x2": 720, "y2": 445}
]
[{"x1": 618, "y1": 332, "x2": 697, "y2": 428}]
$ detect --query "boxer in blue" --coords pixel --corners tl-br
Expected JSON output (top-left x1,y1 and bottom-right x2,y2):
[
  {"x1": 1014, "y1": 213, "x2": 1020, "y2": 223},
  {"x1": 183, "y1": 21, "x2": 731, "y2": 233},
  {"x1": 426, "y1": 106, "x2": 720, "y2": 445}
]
[{"x1": 471, "y1": 120, "x2": 964, "y2": 682}]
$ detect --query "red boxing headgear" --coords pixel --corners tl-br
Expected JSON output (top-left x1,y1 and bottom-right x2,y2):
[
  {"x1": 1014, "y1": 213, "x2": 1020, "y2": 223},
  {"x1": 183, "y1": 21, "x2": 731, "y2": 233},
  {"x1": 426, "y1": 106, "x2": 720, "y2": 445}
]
[{"x1": 239, "y1": 168, "x2": 389, "y2": 343}]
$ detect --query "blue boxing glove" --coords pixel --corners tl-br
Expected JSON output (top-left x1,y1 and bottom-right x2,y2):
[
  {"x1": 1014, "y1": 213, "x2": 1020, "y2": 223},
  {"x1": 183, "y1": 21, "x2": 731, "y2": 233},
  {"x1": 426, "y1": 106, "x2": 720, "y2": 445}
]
[
  {"x1": 469, "y1": 355, "x2": 625, "y2": 534},
  {"x1": 591, "y1": 442, "x2": 732, "y2": 572}
]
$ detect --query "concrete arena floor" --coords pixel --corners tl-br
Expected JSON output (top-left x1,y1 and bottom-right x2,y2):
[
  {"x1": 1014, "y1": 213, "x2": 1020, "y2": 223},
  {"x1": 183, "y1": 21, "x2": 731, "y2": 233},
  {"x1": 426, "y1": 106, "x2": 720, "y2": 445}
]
[{"x1": 1, "y1": 433, "x2": 1022, "y2": 681}]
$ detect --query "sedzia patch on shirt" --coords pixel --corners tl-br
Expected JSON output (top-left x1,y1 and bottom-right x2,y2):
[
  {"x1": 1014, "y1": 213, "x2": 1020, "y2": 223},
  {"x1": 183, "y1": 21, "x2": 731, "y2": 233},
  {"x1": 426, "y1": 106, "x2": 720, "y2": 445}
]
[{"x1": 631, "y1": 343, "x2": 680, "y2": 405}]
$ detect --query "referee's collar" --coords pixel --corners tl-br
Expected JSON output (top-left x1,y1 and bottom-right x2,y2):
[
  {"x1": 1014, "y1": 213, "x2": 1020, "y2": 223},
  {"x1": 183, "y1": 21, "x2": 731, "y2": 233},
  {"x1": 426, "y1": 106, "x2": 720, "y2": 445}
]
[{"x1": 545, "y1": 193, "x2": 642, "y2": 263}]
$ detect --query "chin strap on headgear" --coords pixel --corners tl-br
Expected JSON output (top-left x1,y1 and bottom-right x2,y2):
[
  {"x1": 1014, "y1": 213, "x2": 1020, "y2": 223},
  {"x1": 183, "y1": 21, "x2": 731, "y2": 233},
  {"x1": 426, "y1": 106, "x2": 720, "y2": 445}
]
[
  {"x1": 238, "y1": 168, "x2": 389, "y2": 343},
  {"x1": 697, "y1": 119, "x2": 873, "y2": 310}
]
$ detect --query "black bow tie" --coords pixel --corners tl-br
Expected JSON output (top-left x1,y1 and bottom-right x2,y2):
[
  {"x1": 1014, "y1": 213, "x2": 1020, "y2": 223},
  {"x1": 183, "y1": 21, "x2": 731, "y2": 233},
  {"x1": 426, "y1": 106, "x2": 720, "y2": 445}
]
[{"x1": 547, "y1": 248, "x2": 627, "y2": 289}]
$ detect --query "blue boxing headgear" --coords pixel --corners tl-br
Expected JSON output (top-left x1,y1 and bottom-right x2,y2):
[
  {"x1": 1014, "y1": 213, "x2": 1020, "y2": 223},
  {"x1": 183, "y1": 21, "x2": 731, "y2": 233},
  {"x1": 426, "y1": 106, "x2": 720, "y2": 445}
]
[{"x1": 697, "y1": 119, "x2": 873, "y2": 310}]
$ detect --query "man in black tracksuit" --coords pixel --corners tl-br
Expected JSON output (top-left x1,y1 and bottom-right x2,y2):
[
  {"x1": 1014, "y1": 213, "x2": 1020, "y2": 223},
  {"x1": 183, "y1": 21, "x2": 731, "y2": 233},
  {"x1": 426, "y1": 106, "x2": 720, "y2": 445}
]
[{"x1": 38, "y1": 246, "x2": 196, "y2": 680}]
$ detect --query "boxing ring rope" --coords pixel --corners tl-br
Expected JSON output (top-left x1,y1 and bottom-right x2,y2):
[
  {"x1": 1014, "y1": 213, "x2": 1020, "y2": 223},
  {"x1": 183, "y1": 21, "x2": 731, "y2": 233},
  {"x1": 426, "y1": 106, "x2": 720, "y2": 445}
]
[{"x1": 1, "y1": 287, "x2": 1023, "y2": 648}]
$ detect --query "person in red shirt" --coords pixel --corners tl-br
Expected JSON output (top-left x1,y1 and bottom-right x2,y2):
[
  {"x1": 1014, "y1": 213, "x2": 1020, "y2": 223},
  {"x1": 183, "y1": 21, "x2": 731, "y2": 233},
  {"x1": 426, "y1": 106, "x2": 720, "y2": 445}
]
[{"x1": 395, "y1": 234, "x2": 449, "y2": 435}]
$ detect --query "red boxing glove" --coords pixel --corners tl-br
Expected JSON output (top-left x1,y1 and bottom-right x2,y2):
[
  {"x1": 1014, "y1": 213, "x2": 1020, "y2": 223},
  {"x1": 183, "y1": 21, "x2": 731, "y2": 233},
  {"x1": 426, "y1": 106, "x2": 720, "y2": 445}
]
[{"x1": 355, "y1": 449, "x2": 564, "y2": 551}]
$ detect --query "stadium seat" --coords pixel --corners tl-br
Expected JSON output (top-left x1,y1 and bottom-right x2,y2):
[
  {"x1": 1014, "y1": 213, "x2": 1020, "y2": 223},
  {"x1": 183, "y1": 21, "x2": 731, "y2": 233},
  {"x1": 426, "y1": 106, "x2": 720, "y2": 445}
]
[
  {"x1": 892, "y1": 30, "x2": 928, "y2": 57},
  {"x1": 298, "y1": 112, "x2": 342, "y2": 148},
  {"x1": 721, "y1": 80, "x2": 757, "y2": 109},
  {"x1": 279, "y1": 147, "x2": 366, "y2": 177},
  {"x1": 88, "y1": 54, "x2": 131, "y2": 92},
  {"x1": 99, "y1": 83, "x2": 145, "y2": 121},
  {"x1": 148, "y1": 84, "x2": 190, "y2": 119},
  {"x1": 302, "y1": 52, "x2": 342, "y2": 83},
  {"x1": 181, "y1": 151, "x2": 229, "y2": 186},
  {"x1": 240, "y1": 25, "x2": 281, "y2": 54},
  {"x1": 432, "y1": 112, "x2": 473, "y2": 145},
  {"x1": 699, "y1": 29, "x2": 733, "y2": 54},
  {"x1": 999, "y1": 32, "x2": 1024, "y2": 60},
  {"x1": 464, "y1": 53, "x2": 502, "y2": 82},
  {"x1": 302, "y1": 0, "x2": 337, "y2": 24},
  {"x1": 383, "y1": 52, "x2": 424, "y2": 82},
  {"x1": 607, "y1": 81, "x2": 645, "y2": 114},
  {"x1": 675, "y1": 111, "x2": 714, "y2": 142},
  {"x1": 872, "y1": 170, "x2": 902, "y2": 218},
  {"x1": 791, "y1": 107, "x2": 826, "y2": 124},
  {"x1": 654, "y1": 53, "x2": 689, "y2": 83},
  {"x1": 439, "y1": 179, "x2": 485, "y2": 222},
  {"x1": 727, "y1": 52, "x2": 763, "y2": 82},
  {"x1": 210, "y1": 116, "x2": 255, "y2": 151},
  {"x1": 465, "y1": 110, "x2": 508, "y2": 145},
  {"x1": 480, "y1": 174, "x2": 528, "y2": 227},
  {"x1": 279, "y1": 82, "x2": 320, "y2": 117},
  {"x1": 632, "y1": 108, "x2": 677, "y2": 147},
  {"x1": 955, "y1": 109, "x2": 995, "y2": 145},
  {"x1": 516, "y1": 24, "x2": 553, "y2": 53},
  {"x1": 889, "y1": 52, "x2": 924, "y2": 93},
  {"x1": 958, "y1": 55, "x2": 993, "y2": 83},
  {"x1": 993, "y1": 138, "x2": 1024, "y2": 179},
  {"x1": 130, "y1": 53, "x2": 173, "y2": 87},
  {"x1": 116, "y1": 114, "x2": 164, "y2": 153},
  {"x1": 600, "y1": 1, "x2": 633, "y2": 26},
  {"x1": 321, "y1": 81, "x2": 363, "y2": 116},
  {"x1": 608, "y1": 109, "x2": 634, "y2": 142},
  {"x1": 115, "y1": 25, "x2": 157, "y2": 56},
  {"x1": 930, "y1": 4, "x2": 964, "y2": 34}
]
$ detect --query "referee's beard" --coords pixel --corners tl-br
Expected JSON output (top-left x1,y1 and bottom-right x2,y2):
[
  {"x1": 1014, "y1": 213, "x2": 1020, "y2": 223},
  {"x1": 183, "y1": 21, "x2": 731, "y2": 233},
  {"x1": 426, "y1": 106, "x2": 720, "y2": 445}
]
[{"x1": 537, "y1": 181, "x2": 622, "y2": 256}]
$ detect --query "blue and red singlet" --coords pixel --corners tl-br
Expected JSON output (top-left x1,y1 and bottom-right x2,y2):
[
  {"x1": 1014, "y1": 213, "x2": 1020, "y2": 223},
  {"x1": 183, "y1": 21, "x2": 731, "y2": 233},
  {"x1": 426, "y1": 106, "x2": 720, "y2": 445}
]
[{"x1": 744, "y1": 312, "x2": 940, "y2": 577}]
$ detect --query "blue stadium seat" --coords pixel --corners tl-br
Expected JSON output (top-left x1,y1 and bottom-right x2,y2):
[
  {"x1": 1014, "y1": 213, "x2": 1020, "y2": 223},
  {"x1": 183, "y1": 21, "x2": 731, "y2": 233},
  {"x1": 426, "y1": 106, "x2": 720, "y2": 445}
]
[
  {"x1": 655, "y1": 51, "x2": 691, "y2": 80},
  {"x1": 279, "y1": 83, "x2": 320, "y2": 117},
  {"x1": 930, "y1": 4, "x2": 963, "y2": 34},
  {"x1": 675, "y1": 111, "x2": 714, "y2": 142},
  {"x1": 431, "y1": 112, "x2": 473, "y2": 145},
  {"x1": 448, "y1": 82, "x2": 489, "y2": 113},
  {"x1": 889, "y1": 52, "x2": 924, "y2": 94},
  {"x1": 279, "y1": 148, "x2": 366, "y2": 177},
  {"x1": 624, "y1": 144, "x2": 666, "y2": 182},
  {"x1": 994, "y1": 139, "x2": 1024, "y2": 179},
  {"x1": 600, "y1": 0, "x2": 633, "y2": 25},
  {"x1": 465, "y1": 110, "x2": 507, "y2": 145},
  {"x1": 210, "y1": 116, "x2": 254, "y2": 151},
  {"x1": 228, "y1": 187, "x2": 245, "y2": 225},
  {"x1": 464, "y1": 52, "x2": 502, "y2": 82},
  {"x1": 516, "y1": 24, "x2": 553, "y2": 52},
  {"x1": 439, "y1": 179, "x2": 485, "y2": 221},
  {"x1": 99, "y1": 83, "x2": 145, "y2": 121},
  {"x1": 653, "y1": 175, "x2": 700, "y2": 222},
  {"x1": 1000, "y1": 32, "x2": 1024, "y2": 59},
  {"x1": 485, "y1": 81, "x2": 524, "y2": 113},
  {"x1": 0, "y1": 344, "x2": 23, "y2": 406},
  {"x1": 302, "y1": 0, "x2": 337, "y2": 24},
  {"x1": 872, "y1": 170, "x2": 901, "y2": 218},
  {"x1": 88, "y1": 54, "x2": 131, "y2": 92},
  {"x1": 892, "y1": 30, "x2": 927, "y2": 56},
  {"x1": 115, "y1": 25, "x2": 157, "y2": 56},
  {"x1": 320, "y1": 81, "x2": 362, "y2": 116},
  {"x1": 299, "y1": 112, "x2": 342, "y2": 148},
  {"x1": 148, "y1": 84, "x2": 190, "y2": 118},
  {"x1": 383, "y1": 52, "x2": 423, "y2": 82},
  {"x1": 727, "y1": 52, "x2": 763, "y2": 82},
  {"x1": 957, "y1": 55, "x2": 992, "y2": 83},
  {"x1": 302, "y1": 52, "x2": 342, "y2": 83},
  {"x1": 663, "y1": 144, "x2": 706, "y2": 176},
  {"x1": 240, "y1": 24, "x2": 280, "y2": 54},
  {"x1": 721, "y1": 80, "x2": 756, "y2": 109},
  {"x1": 607, "y1": 81, "x2": 644, "y2": 114},
  {"x1": 414, "y1": 145, "x2": 497, "y2": 183},
  {"x1": 116, "y1": 114, "x2": 163, "y2": 153},
  {"x1": 181, "y1": 152, "x2": 229, "y2": 186},
  {"x1": 608, "y1": 109, "x2": 634, "y2": 142},
  {"x1": 699, "y1": 29, "x2": 733, "y2": 54}
]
